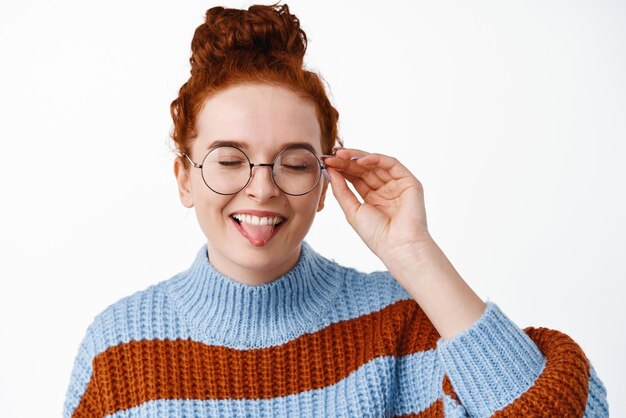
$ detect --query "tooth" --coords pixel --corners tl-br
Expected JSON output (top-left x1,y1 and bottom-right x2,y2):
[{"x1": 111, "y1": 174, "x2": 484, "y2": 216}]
[{"x1": 233, "y1": 214, "x2": 285, "y2": 225}]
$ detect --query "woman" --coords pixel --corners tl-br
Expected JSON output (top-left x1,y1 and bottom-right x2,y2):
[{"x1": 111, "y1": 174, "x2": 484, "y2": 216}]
[{"x1": 64, "y1": 4, "x2": 608, "y2": 417}]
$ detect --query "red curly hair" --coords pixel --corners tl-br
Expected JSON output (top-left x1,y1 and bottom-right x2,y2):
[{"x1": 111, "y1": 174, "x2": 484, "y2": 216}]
[{"x1": 170, "y1": 3, "x2": 341, "y2": 163}]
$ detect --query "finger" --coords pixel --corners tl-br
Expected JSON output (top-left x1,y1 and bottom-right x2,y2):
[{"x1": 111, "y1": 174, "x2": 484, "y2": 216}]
[
  {"x1": 324, "y1": 150, "x2": 414, "y2": 188},
  {"x1": 353, "y1": 153, "x2": 414, "y2": 181},
  {"x1": 326, "y1": 167, "x2": 361, "y2": 225},
  {"x1": 322, "y1": 154, "x2": 367, "y2": 173},
  {"x1": 323, "y1": 154, "x2": 381, "y2": 177},
  {"x1": 333, "y1": 148, "x2": 371, "y2": 160},
  {"x1": 324, "y1": 149, "x2": 399, "y2": 178},
  {"x1": 338, "y1": 171, "x2": 376, "y2": 200},
  {"x1": 325, "y1": 158, "x2": 387, "y2": 192},
  {"x1": 360, "y1": 164, "x2": 394, "y2": 183}
]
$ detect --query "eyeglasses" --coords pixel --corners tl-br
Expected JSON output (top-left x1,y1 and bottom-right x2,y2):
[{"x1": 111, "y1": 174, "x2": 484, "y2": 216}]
[{"x1": 184, "y1": 146, "x2": 328, "y2": 196}]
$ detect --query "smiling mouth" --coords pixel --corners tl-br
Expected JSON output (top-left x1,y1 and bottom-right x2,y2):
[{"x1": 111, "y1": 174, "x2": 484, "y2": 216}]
[
  {"x1": 230, "y1": 214, "x2": 286, "y2": 247},
  {"x1": 231, "y1": 214, "x2": 285, "y2": 226}
]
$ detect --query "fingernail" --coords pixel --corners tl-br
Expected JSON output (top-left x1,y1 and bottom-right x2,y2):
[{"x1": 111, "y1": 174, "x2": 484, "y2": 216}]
[
  {"x1": 322, "y1": 169, "x2": 331, "y2": 181},
  {"x1": 350, "y1": 155, "x2": 366, "y2": 160},
  {"x1": 332, "y1": 145, "x2": 343, "y2": 152}
]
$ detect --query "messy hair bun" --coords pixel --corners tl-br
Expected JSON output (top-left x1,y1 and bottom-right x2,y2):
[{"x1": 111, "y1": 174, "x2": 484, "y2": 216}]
[
  {"x1": 171, "y1": 3, "x2": 340, "y2": 160},
  {"x1": 191, "y1": 4, "x2": 306, "y2": 71}
]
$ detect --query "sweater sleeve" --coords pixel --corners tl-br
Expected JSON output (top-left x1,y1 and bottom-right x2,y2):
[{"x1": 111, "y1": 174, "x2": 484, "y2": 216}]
[
  {"x1": 436, "y1": 302, "x2": 608, "y2": 417},
  {"x1": 63, "y1": 325, "x2": 103, "y2": 418}
]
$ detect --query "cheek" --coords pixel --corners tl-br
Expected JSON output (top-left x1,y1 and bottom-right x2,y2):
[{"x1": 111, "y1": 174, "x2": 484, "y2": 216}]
[
  {"x1": 291, "y1": 190, "x2": 323, "y2": 219},
  {"x1": 192, "y1": 184, "x2": 233, "y2": 221}
]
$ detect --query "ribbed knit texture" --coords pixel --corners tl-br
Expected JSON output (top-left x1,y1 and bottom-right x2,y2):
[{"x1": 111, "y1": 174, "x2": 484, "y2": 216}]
[{"x1": 64, "y1": 242, "x2": 608, "y2": 417}]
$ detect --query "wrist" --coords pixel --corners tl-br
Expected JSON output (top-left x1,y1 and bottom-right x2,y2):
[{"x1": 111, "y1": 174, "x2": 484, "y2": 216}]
[
  {"x1": 380, "y1": 235, "x2": 438, "y2": 279},
  {"x1": 382, "y1": 237, "x2": 486, "y2": 339}
]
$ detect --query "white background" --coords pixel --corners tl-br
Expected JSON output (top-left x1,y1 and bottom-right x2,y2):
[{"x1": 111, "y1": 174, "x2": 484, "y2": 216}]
[{"x1": 1, "y1": 0, "x2": 624, "y2": 416}]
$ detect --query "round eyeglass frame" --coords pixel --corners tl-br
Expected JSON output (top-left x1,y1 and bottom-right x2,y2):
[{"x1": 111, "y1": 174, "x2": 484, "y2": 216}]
[{"x1": 183, "y1": 146, "x2": 328, "y2": 196}]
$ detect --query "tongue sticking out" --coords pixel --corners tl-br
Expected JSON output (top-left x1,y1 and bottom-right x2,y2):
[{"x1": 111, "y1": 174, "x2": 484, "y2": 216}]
[{"x1": 239, "y1": 222, "x2": 278, "y2": 247}]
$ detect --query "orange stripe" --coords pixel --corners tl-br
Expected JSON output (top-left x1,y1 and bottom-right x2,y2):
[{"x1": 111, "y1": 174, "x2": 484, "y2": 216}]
[
  {"x1": 73, "y1": 299, "x2": 440, "y2": 417},
  {"x1": 492, "y1": 327, "x2": 590, "y2": 417},
  {"x1": 442, "y1": 374, "x2": 460, "y2": 404}
]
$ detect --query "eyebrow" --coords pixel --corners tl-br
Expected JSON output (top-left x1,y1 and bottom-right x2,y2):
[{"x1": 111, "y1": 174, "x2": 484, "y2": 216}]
[{"x1": 206, "y1": 140, "x2": 318, "y2": 155}]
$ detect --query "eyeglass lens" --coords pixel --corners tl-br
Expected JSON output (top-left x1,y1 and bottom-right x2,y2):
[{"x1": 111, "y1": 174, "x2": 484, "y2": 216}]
[{"x1": 201, "y1": 146, "x2": 322, "y2": 195}]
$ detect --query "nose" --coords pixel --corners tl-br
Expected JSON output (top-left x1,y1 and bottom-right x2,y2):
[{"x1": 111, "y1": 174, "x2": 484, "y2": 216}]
[{"x1": 244, "y1": 164, "x2": 280, "y2": 200}]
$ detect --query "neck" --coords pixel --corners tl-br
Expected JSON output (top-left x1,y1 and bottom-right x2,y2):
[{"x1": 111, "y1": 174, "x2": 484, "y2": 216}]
[{"x1": 205, "y1": 242, "x2": 302, "y2": 285}]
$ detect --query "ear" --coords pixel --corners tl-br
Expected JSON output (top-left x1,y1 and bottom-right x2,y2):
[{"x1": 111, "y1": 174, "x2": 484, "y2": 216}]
[
  {"x1": 316, "y1": 178, "x2": 329, "y2": 212},
  {"x1": 174, "y1": 157, "x2": 194, "y2": 208}
]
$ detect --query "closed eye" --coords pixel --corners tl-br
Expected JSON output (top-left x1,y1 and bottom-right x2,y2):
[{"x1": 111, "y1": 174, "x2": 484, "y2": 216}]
[
  {"x1": 282, "y1": 164, "x2": 309, "y2": 171},
  {"x1": 219, "y1": 161, "x2": 246, "y2": 167}
]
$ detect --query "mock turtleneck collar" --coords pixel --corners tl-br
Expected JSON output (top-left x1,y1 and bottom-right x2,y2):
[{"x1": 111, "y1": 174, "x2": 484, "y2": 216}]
[{"x1": 166, "y1": 241, "x2": 343, "y2": 348}]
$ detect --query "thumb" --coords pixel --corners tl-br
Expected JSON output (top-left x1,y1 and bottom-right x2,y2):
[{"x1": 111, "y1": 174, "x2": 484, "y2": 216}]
[{"x1": 326, "y1": 167, "x2": 361, "y2": 226}]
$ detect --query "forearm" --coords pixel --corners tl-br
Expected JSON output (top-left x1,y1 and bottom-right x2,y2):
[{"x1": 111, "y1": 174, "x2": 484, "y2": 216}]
[{"x1": 384, "y1": 239, "x2": 486, "y2": 340}]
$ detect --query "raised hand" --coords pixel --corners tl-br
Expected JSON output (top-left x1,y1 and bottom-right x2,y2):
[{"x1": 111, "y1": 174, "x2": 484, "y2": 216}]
[
  {"x1": 323, "y1": 147, "x2": 486, "y2": 339},
  {"x1": 322, "y1": 148, "x2": 433, "y2": 268}
]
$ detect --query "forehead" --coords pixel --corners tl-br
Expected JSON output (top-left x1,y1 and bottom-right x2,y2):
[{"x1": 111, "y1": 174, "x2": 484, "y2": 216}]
[{"x1": 195, "y1": 83, "x2": 322, "y2": 154}]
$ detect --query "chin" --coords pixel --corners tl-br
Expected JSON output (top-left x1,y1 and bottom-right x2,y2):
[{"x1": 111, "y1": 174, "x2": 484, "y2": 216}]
[
  {"x1": 238, "y1": 238, "x2": 300, "y2": 261},
  {"x1": 203, "y1": 216, "x2": 308, "y2": 278}
]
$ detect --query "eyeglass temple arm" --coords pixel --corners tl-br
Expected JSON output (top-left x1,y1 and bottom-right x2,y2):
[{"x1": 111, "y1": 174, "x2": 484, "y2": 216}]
[
  {"x1": 183, "y1": 154, "x2": 202, "y2": 169},
  {"x1": 319, "y1": 160, "x2": 330, "y2": 182}
]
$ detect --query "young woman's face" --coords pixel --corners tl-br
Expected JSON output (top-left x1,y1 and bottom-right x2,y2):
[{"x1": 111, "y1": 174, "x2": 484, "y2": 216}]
[{"x1": 175, "y1": 83, "x2": 328, "y2": 285}]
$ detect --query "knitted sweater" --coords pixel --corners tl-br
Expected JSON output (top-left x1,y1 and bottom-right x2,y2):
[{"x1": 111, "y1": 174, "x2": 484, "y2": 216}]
[{"x1": 64, "y1": 242, "x2": 608, "y2": 417}]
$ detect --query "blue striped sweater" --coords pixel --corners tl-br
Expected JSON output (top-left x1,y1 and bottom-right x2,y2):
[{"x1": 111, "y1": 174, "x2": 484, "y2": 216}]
[{"x1": 64, "y1": 242, "x2": 608, "y2": 417}]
